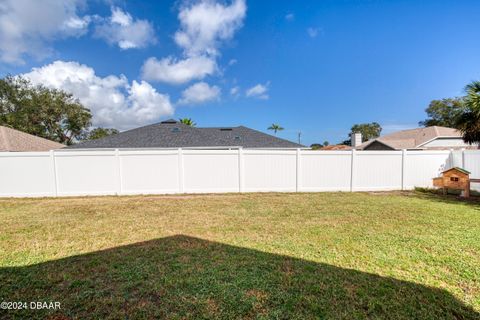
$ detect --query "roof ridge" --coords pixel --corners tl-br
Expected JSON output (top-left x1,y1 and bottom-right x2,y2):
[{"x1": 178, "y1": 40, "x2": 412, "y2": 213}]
[
  {"x1": 413, "y1": 127, "x2": 426, "y2": 146},
  {"x1": 198, "y1": 126, "x2": 239, "y2": 129},
  {"x1": 236, "y1": 125, "x2": 303, "y2": 146},
  {"x1": 116, "y1": 120, "x2": 193, "y2": 135}
]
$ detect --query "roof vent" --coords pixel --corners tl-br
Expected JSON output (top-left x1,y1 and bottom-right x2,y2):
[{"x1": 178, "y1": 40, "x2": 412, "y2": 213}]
[
  {"x1": 171, "y1": 127, "x2": 180, "y2": 133},
  {"x1": 161, "y1": 119, "x2": 178, "y2": 124},
  {"x1": 220, "y1": 128, "x2": 233, "y2": 131}
]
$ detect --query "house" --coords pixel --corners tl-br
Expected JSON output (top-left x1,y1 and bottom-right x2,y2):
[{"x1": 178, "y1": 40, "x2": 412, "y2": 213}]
[
  {"x1": 354, "y1": 126, "x2": 477, "y2": 151},
  {"x1": 320, "y1": 145, "x2": 352, "y2": 151},
  {"x1": 0, "y1": 126, "x2": 64, "y2": 152},
  {"x1": 68, "y1": 119, "x2": 304, "y2": 149}
]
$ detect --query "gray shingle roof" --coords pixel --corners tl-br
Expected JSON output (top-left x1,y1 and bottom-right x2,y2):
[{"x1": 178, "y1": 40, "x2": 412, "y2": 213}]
[{"x1": 68, "y1": 120, "x2": 303, "y2": 149}]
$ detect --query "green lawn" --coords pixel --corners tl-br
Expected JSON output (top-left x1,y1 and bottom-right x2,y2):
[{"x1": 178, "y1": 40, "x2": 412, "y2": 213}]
[{"x1": 0, "y1": 192, "x2": 479, "y2": 319}]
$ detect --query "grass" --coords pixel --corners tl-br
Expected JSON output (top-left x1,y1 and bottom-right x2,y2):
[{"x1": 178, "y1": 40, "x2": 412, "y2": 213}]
[{"x1": 0, "y1": 191, "x2": 479, "y2": 319}]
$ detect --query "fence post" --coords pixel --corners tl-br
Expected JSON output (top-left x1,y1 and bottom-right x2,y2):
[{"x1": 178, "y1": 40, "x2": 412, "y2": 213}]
[
  {"x1": 50, "y1": 150, "x2": 58, "y2": 197},
  {"x1": 238, "y1": 147, "x2": 244, "y2": 192},
  {"x1": 401, "y1": 149, "x2": 407, "y2": 190},
  {"x1": 178, "y1": 148, "x2": 184, "y2": 193},
  {"x1": 296, "y1": 148, "x2": 301, "y2": 192},
  {"x1": 350, "y1": 149, "x2": 356, "y2": 192},
  {"x1": 448, "y1": 148, "x2": 454, "y2": 168},
  {"x1": 115, "y1": 149, "x2": 122, "y2": 195}
]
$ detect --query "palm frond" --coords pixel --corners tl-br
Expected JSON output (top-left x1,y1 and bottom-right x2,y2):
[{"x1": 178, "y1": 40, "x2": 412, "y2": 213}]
[{"x1": 457, "y1": 81, "x2": 480, "y2": 144}]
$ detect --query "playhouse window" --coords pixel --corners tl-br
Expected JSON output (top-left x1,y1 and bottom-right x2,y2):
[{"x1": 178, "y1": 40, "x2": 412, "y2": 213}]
[{"x1": 450, "y1": 177, "x2": 459, "y2": 182}]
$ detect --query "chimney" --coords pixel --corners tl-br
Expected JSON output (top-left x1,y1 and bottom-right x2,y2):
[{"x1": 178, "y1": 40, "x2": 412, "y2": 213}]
[{"x1": 351, "y1": 132, "x2": 362, "y2": 148}]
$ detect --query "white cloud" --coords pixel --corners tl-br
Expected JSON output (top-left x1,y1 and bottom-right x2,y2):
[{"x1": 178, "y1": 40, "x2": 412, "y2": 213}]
[
  {"x1": 178, "y1": 82, "x2": 221, "y2": 105},
  {"x1": 141, "y1": 56, "x2": 217, "y2": 85},
  {"x1": 174, "y1": 0, "x2": 246, "y2": 57},
  {"x1": 111, "y1": 7, "x2": 131, "y2": 26},
  {"x1": 64, "y1": 15, "x2": 91, "y2": 31},
  {"x1": 285, "y1": 13, "x2": 294, "y2": 21},
  {"x1": 246, "y1": 82, "x2": 269, "y2": 100},
  {"x1": 0, "y1": 0, "x2": 90, "y2": 64},
  {"x1": 94, "y1": 7, "x2": 156, "y2": 50},
  {"x1": 307, "y1": 27, "x2": 321, "y2": 38},
  {"x1": 142, "y1": 0, "x2": 246, "y2": 85},
  {"x1": 228, "y1": 58, "x2": 238, "y2": 66},
  {"x1": 230, "y1": 86, "x2": 240, "y2": 95},
  {"x1": 23, "y1": 61, "x2": 173, "y2": 129}
]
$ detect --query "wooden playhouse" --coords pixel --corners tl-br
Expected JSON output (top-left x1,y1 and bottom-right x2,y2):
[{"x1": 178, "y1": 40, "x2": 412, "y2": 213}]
[{"x1": 433, "y1": 167, "x2": 472, "y2": 197}]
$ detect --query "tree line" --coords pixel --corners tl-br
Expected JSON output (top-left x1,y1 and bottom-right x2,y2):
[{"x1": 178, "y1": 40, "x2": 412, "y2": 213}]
[{"x1": 0, "y1": 76, "x2": 118, "y2": 145}]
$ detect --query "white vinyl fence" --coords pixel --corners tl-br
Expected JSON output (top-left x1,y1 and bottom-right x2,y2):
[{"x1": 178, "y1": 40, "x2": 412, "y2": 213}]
[{"x1": 0, "y1": 148, "x2": 478, "y2": 198}]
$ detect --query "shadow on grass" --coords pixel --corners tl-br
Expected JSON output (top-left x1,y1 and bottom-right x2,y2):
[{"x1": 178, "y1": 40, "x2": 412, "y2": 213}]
[
  {"x1": 413, "y1": 188, "x2": 480, "y2": 209},
  {"x1": 1, "y1": 235, "x2": 478, "y2": 319}
]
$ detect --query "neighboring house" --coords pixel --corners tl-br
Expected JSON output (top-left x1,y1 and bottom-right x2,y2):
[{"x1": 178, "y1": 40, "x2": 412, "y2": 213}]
[
  {"x1": 68, "y1": 119, "x2": 304, "y2": 149},
  {"x1": 0, "y1": 126, "x2": 64, "y2": 152},
  {"x1": 320, "y1": 145, "x2": 352, "y2": 151},
  {"x1": 354, "y1": 126, "x2": 477, "y2": 151}
]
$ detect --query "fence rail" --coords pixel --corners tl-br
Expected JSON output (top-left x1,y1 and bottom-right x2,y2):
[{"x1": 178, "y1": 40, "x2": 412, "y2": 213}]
[{"x1": 0, "y1": 149, "x2": 478, "y2": 197}]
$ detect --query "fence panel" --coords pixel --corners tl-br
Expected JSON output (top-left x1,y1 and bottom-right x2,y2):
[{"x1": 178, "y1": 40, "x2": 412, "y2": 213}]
[
  {"x1": 463, "y1": 151, "x2": 480, "y2": 178},
  {"x1": 463, "y1": 151, "x2": 480, "y2": 191},
  {"x1": 404, "y1": 151, "x2": 450, "y2": 189},
  {"x1": 300, "y1": 151, "x2": 351, "y2": 191},
  {"x1": 449, "y1": 150, "x2": 463, "y2": 168},
  {"x1": 183, "y1": 150, "x2": 239, "y2": 193},
  {"x1": 354, "y1": 151, "x2": 403, "y2": 191},
  {"x1": 243, "y1": 150, "x2": 297, "y2": 192},
  {"x1": 54, "y1": 151, "x2": 118, "y2": 196},
  {"x1": 119, "y1": 150, "x2": 180, "y2": 194},
  {"x1": 0, "y1": 152, "x2": 54, "y2": 197}
]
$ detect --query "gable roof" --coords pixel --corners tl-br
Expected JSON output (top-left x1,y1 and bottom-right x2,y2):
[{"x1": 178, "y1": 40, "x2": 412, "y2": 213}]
[
  {"x1": 0, "y1": 126, "x2": 65, "y2": 152},
  {"x1": 358, "y1": 126, "x2": 464, "y2": 150},
  {"x1": 442, "y1": 167, "x2": 470, "y2": 175},
  {"x1": 67, "y1": 120, "x2": 303, "y2": 149}
]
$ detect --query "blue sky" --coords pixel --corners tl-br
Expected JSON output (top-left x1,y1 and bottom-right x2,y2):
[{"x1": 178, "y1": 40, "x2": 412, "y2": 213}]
[{"x1": 1, "y1": 0, "x2": 479, "y2": 146}]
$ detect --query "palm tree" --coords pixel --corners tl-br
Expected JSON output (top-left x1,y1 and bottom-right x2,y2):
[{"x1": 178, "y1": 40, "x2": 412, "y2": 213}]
[
  {"x1": 267, "y1": 123, "x2": 284, "y2": 135},
  {"x1": 179, "y1": 118, "x2": 196, "y2": 127},
  {"x1": 457, "y1": 81, "x2": 480, "y2": 145}
]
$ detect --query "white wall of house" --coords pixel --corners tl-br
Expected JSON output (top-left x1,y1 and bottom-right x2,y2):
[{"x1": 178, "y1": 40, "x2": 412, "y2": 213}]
[{"x1": 421, "y1": 137, "x2": 472, "y2": 148}]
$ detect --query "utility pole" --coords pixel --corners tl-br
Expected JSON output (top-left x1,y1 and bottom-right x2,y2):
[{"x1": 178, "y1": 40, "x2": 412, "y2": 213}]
[{"x1": 297, "y1": 131, "x2": 301, "y2": 145}]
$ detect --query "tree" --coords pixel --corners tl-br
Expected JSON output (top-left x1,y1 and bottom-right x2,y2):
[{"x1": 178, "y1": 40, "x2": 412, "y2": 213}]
[
  {"x1": 85, "y1": 128, "x2": 119, "y2": 140},
  {"x1": 179, "y1": 118, "x2": 196, "y2": 127},
  {"x1": 351, "y1": 122, "x2": 382, "y2": 141},
  {"x1": 342, "y1": 122, "x2": 382, "y2": 145},
  {"x1": 310, "y1": 141, "x2": 329, "y2": 150},
  {"x1": 419, "y1": 98, "x2": 465, "y2": 128},
  {"x1": 0, "y1": 76, "x2": 91, "y2": 145},
  {"x1": 267, "y1": 124, "x2": 284, "y2": 135},
  {"x1": 456, "y1": 81, "x2": 480, "y2": 145}
]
